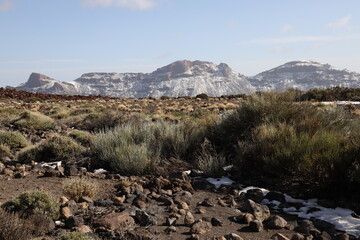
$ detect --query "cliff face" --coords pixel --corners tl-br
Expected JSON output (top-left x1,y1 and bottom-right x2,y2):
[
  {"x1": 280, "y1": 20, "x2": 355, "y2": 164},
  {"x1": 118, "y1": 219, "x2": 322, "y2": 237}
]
[{"x1": 14, "y1": 60, "x2": 360, "y2": 97}]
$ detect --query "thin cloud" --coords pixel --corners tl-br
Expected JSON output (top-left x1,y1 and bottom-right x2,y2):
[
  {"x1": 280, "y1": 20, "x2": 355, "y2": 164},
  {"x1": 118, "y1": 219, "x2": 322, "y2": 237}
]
[
  {"x1": 281, "y1": 24, "x2": 293, "y2": 33},
  {"x1": 244, "y1": 34, "x2": 360, "y2": 44},
  {"x1": 0, "y1": 0, "x2": 14, "y2": 12},
  {"x1": 268, "y1": 46, "x2": 292, "y2": 53},
  {"x1": 3, "y1": 59, "x2": 84, "y2": 64},
  {"x1": 81, "y1": 0, "x2": 158, "y2": 10},
  {"x1": 326, "y1": 14, "x2": 352, "y2": 29}
]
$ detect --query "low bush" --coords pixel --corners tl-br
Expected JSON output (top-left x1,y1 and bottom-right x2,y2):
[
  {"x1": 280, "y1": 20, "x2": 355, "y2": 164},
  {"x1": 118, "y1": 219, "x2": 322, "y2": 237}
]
[
  {"x1": 196, "y1": 139, "x2": 226, "y2": 177},
  {"x1": 60, "y1": 232, "x2": 94, "y2": 240},
  {"x1": 0, "y1": 209, "x2": 32, "y2": 240},
  {"x1": 67, "y1": 130, "x2": 93, "y2": 146},
  {"x1": 0, "y1": 131, "x2": 28, "y2": 149},
  {"x1": 210, "y1": 92, "x2": 360, "y2": 196},
  {"x1": 13, "y1": 111, "x2": 56, "y2": 130},
  {"x1": 1, "y1": 190, "x2": 60, "y2": 220},
  {"x1": 79, "y1": 110, "x2": 132, "y2": 131},
  {"x1": 17, "y1": 135, "x2": 83, "y2": 163},
  {"x1": 63, "y1": 177, "x2": 98, "y2": 201},
  {"x1": 92, "y1": 120, "x2": 205, "y2": 174},
  {"x1": 0, "y1": 143, "x2": 12, "y2": 158},
  {"x1": 0, "y1": 107, "x2": 23, "y2": 125}
]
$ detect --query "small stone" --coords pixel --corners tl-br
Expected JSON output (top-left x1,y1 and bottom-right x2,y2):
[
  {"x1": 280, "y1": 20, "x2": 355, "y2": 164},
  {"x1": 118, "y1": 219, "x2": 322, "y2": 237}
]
[
  {"x1": 196, "y1": 208, "x2": 206, "y2": 214},
  {"x1": 65, "y1": 216, "x2": 84, "y2": 229},
  {"x1": 185, "y1": 211, "x2": 195, "y2": 226},
  {"x1": 60, "y1": 196, "x2": 69, "y2": 205},
  {"x1": 198, "y1": 198, "x2": 215, "y2": 207},
  {"x1": 224, "y1": 233, "x2": 244, "y2": 240},
  {"x1": 249, "y1": 220, "x2": 263, "y2": 232},
  {"x1": 3, "y1": 168, "x2": 13, "y2": 176},
  {"x1": 165, "y1": 226, "x2": 177, "y2": 233},
  {"x1": 165, "y1": 217, "x2": 177, "y2": 226},
  {"x1": 178, "y1": 209, "x2": 186, "y2": 215},
  {"x1": 218, "y1": 199, "x2": 227, "y2": 207},
  {"x1": 112, "y1": 196, "x2": 125, "y2": 204},
  {"x1": 245, "y1": 188, "x2": 265, "y2": 203},
  {"x1": 75, "y1": 225, "x2": 92, "y2": 233},
  {"x1": 271, "y1": 233, "x2": 291, "y2": 240},
  {"x1": 191, "y1": 220, "x2": 212, "y2": 234},
  {"x1": 334, "y1": 233, "x2": 350, "y2": 240},
  {"x1": 78, "y1": 202, "x2": 89, "y2": 209},
  {"x1": 190, "y1": 234, "x2": 200, "y2": 240},
  {"x1": 135, "y1": 210, "x2": 157, "y2": 226},
  {"x1": 61, "y1": 207, "x2": 73, "y2": 219},
  {"x1": 244, "y1": 213, "x2": 255, "y2": 224},
  {"x1": 239, "y1": 199, "x2": 270, "y2": 222},
  {"x1": 211, "y1": 217, "x2": 223, "y2": 227},
  {"x1": 134, "y1": 199, "x2": 147, "y2": 209},
  {"x1": 178, "y1": 201, "x2": 190, "y2": 210},
  {"x1": 79, "y1": 196, "x2": 93, "y2": 203},
  {"x1": 214, "y1": 237, "x2": 226, "y2": 240},
  {"x1": 291, "y1": 233, "x2": 305, "y2": 240},
  {"x1": 267, "y1": 215, "x2": 288, "y2": 229}
]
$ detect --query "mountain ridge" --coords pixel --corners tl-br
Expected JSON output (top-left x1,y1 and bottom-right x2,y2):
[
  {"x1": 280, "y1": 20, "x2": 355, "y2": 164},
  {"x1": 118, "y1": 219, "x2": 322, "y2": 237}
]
[{"x1": 13, "y1": 60, "x2": 360, "y2": 97}]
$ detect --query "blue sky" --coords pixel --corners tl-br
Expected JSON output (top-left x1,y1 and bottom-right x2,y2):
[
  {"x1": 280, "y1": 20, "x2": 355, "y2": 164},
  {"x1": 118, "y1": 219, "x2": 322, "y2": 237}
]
[{"x1": 1, "y1": 0, "x2": 360, "y2": 87}]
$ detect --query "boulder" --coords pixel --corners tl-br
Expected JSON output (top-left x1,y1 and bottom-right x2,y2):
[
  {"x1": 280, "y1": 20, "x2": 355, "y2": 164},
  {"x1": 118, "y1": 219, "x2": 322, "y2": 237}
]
[
  {"x1": 267, "y1": 215, "x2": 288, "y2": 229},
  {"x1": 190, "y1": 220, "x2": 212, "y2": 234},
  {"x1": 93, "y1": 213, "x2": 135, "y2": 232},
  {"x1": 249, "y1": 220, "x2": 263, "y2": 232},
  {"x1": 238, "y1": 199, "x2": 270, "y2": 222}
]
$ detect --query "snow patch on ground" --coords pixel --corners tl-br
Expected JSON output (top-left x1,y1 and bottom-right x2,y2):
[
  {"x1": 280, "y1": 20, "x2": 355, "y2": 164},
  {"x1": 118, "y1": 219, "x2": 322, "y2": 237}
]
[
  {"x1": 207, "y1": 177, "x2": 360, "y2": 237},
  {"x1": 206, "y1": 177, "x2": 234, "y2": 189}
]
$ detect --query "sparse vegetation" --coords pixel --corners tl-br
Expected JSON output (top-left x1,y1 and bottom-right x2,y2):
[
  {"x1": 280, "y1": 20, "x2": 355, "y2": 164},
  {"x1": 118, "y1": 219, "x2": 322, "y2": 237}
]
[
  {"x1": 60, "y1": 232, "x2": 94, "y2": 240},
  {"x1": 0, "y1": 143, "x2": 13, "y2": 158},
  {"x1": 67, "y1": 129, "x2": 93, "y2": 146},
  {"x1": 210, "y1": 92, "x2": 360, "y2": 197},
  {"x1": 63, "y1": 177, "x2": 98, "y2": 201},
  {"x1": 17, "y1": 135, "x2": 84, "y2": 163},
  {"x1": 92, "y1": 120, "x2": 205, "y2": 174},
  {"x1": 13, "y1": 111, "x2": 56, "y2": 130},
  {"x1": 0, "y1": 209, "x2": 32, "y2": 240},
  {"x1": 1, "y1": 191, "x2": 60, "y2": 220},
  {"x1": 0, "y1": 131, "x2": 28, "y2": 149}
]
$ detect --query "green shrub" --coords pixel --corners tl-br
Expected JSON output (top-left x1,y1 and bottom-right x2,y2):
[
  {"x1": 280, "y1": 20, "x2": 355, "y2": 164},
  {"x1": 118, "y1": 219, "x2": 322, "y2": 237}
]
[
  {"x1": 17, "y1": 135, "x2": 83, "y2": 163},
  {"x1": 1, "y1": 191, "x2": 60, "y2": 220},
  {"x1": 13, "y1": 111, "x2": 56, "y2": 130},
  {"x1": 60, "y1": 232, "x2": 94, "y2": 240},
  {"x1": 212, "y1": 92, "x2": 360, "y2": 195},
  {"x1": 0, "y1": 107, "x2": 23, "y2": 125},
  {"x1": 0, "y1": 209, "x2": 32, "y2": 240},
  {"x1": 92, "y1": 120, "x2": 204, "y2": 174},
  {"x1": 196, "y1": 139, "x2": 226, "y2": 177},
  {"x1": 49, "y1": 107, "x2": 70, "y2": 119},
  {"x1": 67, "y1": 130, "x2": 93, "y2": 146},
  {"x1": 63, "y1": 177, "x2": 98, "y2": 201},
  {"x1": 0, "y1": 131, "x2": 28, "y2": 149},
  {"x1": 195, "y1": 93, "x2": 209, "y2": 99},
  {"x1": 0, "y1": 143, "x2": 12, "y2": 158},
  {"x1": 79, "y1": 110, "x2": 131, "y2": 131}
]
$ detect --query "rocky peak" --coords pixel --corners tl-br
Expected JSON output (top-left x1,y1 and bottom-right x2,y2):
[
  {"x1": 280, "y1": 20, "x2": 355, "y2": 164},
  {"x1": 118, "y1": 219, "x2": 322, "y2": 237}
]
[{"x1": 25, "y1": 73, "x2": 55, "y2": 88}]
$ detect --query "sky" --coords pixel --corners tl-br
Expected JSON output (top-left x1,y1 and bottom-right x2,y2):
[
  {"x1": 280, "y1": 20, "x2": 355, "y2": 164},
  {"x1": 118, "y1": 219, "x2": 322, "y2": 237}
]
[{"x1": 1, "y1": 0, "x2": 360, "y2": 87}]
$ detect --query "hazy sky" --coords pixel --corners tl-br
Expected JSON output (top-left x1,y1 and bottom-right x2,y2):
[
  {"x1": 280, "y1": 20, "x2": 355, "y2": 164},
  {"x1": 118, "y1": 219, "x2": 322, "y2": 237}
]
[{"x1": 1, "y1": 0, "x2": 360, "y2": 87}]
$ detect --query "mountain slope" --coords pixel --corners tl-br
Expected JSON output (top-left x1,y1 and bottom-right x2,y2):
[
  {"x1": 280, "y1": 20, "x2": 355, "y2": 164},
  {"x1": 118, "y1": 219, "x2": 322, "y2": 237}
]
[
  {"x1": 13, "y1": 60, "x2": 360, "y2": 97},
  {"x1": 16, "y1": 60, "x2": 254, "y2": 98},
  {"x1": 248, "y1": 60, "x2": 360, "y2": 91}
]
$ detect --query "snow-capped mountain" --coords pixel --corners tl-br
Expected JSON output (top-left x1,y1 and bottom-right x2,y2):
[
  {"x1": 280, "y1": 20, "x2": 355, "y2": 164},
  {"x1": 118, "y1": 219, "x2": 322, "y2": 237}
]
[
  {"x1": 14, "y1": 60, "x2": 360, "y2": 97},
  {"x1": 15, "y1": 60, "x2": 254, "y2": 97},
  {"x1": 248, "y1": 60, "x2": 360, "y2": 91},
  {"x1": 16, "y1": 73, "x2": 78, "y2": 95}
]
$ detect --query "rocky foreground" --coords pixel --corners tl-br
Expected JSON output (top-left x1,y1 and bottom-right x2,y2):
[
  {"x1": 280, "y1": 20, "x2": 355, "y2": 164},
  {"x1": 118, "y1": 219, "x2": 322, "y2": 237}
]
[{"x1": 0, "y1": 161, "x2": 357, "y2": 240}]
